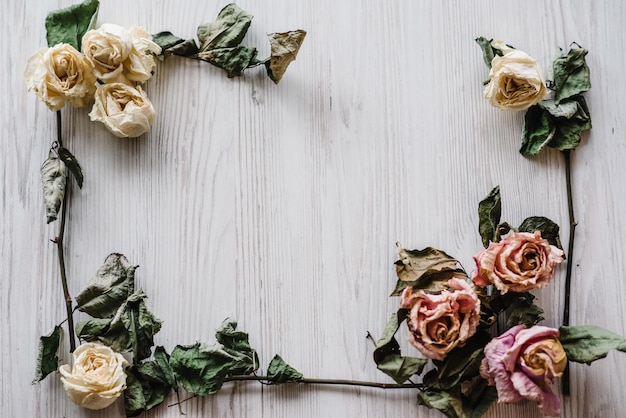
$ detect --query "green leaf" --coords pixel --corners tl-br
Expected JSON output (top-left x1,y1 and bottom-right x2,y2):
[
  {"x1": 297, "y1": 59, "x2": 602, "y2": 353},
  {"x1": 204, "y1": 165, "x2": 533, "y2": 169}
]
[
  {"x1": 76, "y1": 253, "x2": 137, "y2": 318},
  {"x1": 417, "y1": 388, "x2": 467, "y2": 418},
  {"x1": 546, "y1": 96, "x2": 592, "y2": 151},
  {"x1": 520, "y1": 104, "x2": 555, "y2": 156},
  {"x1": 265, "y1": 30, "x2": 307, "y2": 84},
  {"x1": 475, "y1": 37, "x2": 495, "y2": 68},
  {"x1": 559, "y1": 325, "x2": 626, "y2": 365},
  {"x1": 57, "y1": 147, "x2": 83, "y2": 188},
  {"x1": 124, "y1": 347, "x2": 175, "y2": 416},
  {"x1": 151, "y1": 32, "x2": 199, "y2": 59},
  {"x1": 41, "y1": 154, "x2": 68, "y2": 224},
  {"x1": 477, "y1": 186, "x2": 501, "y2": 248},
  {"x1": 151, "y1": 31, "x2": 187, "y2": 52},
  {"x1": 518, "y1": 216, "x2": 563, "y2": 249},
  {"x1": 392, "y1": 245, "x2": 462, "y2": 296},
  {"x1": 33, "y1": 326, "x2": 61, "y2": 383},
  {"x1": 197, "y1": 3, "x2": 253, "y2": 51},
  {"x1": 553, "y1": 46, "x2": 591, "y2": 104},
  {"x1": 45, "y1": 0, "x2": 99, "y2": 50},
  {"x1": 137, "y1": 346, "x2": 176, "y2": 388},
  {"x1": 123, "y1": 370, "x2": 147, "y2": 417},
  {"x1": 507, "y1": 302, "x2": 544, "y2": 328},
  {"x1": 197, "y1": 46, "x2": 258, "y2": 78},
  {"x1": 267, "y1": 355, "x2": 303, "y2": 384},
  {"x1": 465, "y1": 379, "x2": 498, "y2": 418}
]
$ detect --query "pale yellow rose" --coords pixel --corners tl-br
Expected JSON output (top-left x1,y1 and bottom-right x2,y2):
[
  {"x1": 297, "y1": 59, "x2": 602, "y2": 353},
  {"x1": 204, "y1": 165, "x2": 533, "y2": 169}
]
[
  {"x1": 484, "y1": 43, "x2": 548, "y2": 111},
  {"x1": 89, "y1": 83, "x2": 156, "y2": 138},
  {"x1": 24, "y1": 43, "x2": 96, "y2": 111},
  {"x1": 82, "y1": 23, "x2": 161, "y2": 84},
  {"x1": 59, "y1": 342, "x2": 128, "y2": 410}
]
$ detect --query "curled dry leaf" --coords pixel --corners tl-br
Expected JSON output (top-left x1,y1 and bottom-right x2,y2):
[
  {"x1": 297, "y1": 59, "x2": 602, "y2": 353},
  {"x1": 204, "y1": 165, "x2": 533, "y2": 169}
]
[
  {"x1": 41, "y1": 154, "x2": 68, "y2": 223},
  {"x1": 265, "y1": 30, "x2": 307, "y2": 84}
]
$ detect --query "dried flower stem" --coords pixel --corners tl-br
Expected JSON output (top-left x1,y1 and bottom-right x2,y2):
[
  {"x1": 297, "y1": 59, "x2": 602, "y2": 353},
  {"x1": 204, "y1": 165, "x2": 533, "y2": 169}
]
[
  {"x1": 54, "y1": 110, "x2": 77, "y2": 353},
  {"x1": 562, "y1": 149, "x2": 577, "y2": 396}
]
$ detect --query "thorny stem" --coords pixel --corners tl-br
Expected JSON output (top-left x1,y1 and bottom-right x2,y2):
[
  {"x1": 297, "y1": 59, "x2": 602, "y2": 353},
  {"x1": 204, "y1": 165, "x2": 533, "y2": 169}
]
[
  {"x1": 167, "y1": 377, "x2": 424, "y2": 408},
  {"x1": 562, "y1": 149, "x2": 577, "y2": 396},
  {"x1": 55, "y1": 110, "x2": 76, "y2": 353}
]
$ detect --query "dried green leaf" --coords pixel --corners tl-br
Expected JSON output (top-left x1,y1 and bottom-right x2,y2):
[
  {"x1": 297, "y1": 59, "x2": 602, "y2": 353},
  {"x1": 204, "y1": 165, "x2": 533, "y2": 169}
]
[
  {"x1": 520, "y1": 104, "x2": 555, "y2": 156},
  {"x1": 197, "y1": 3, "x2": 253, "y2": 51},
  {"x1": 559, "y1": 325, "x2": 626, "y2": 365},
  {"x1": 265, "y1": 30, "x2": 307, "y2": 84},
  {"x1": 267, "y1": 355, "x2": 303, "y2": 384},
  {"x1": 45, "y1": 0, "x2": 99, "y2": 50},
  {"x1": 393, "y1": 245, "x2": 461, "y2": 296},
  {"x1": 417, "y1": 388, "x2": 467, "y2": 418},
  {"x1": 477, "y1": 186, "x2": 501, "y2": 248},
  {"x1": 124, "y1": 347, "x2": 174, "y2": 416},
  {"x1": 33, "y1": 326, "x2": 61, "y2": 383},
  {"x1": 57, "y1": 147, "x2": 83, "y2": 188},
  {"x1": 546, "y1": 96, "x2": 592, "y2": 151},
  {"x1": 151, "y1": 31, "x2": 186, "y2": 52},
  {"x1": 475, "y1": 37, "x2": 495, "y2": 68},
  {"x1": 76, "y1": 253, "x2": 137, "y2": 318},
  {"x1": 151, "y1": 32, "x2": 199, "y2": 59},
  {"x1": 507, "y1": 303, "x2": 544, "y2": 328},
  {"x1": 465, "y1": 379, "x2": 498, "y2": 418},
  {"x1": 553, "y1": 46, "x2": 591, "y2": 104},
  {"x1": 41, "y1": 154, "x2": 68, "y2": 224},
  {"x1": 518, "y1": 216, "x2": 562, "y2": 249},
  {"x1": 197, "y1": 46, "x2": 258, "y2": 77}
]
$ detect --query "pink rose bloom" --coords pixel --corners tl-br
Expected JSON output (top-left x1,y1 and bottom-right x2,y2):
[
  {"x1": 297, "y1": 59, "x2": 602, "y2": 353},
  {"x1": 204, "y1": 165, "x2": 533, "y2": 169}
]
[
  {"x1": 472, "y1": 231, "x2": 564, "y2": 293},
  {"x1": 480, "y1": 325, "x2": 567, "y2": 417},
  {"x1": 400, "y1": 278, "x2": 480, "y2": 360}
]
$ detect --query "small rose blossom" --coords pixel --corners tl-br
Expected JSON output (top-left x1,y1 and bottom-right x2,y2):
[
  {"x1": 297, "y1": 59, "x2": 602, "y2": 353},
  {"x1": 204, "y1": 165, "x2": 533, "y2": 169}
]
[
  {"x1": 82, "y1": 23, "x2": 161, "y2": 84},
  {"x1": 400, "y1": 278, "x2": 480, "y2": 360},
  {"x1": 472, "y1": 231, "x2": 564, "y2": 294},
  {"x1": 484, "y1": 42, "x2": 548, "y2": 111},
  {"x1": 480, "y1": 325, "x2": 567, "y2": 417},
  {"x1": 59, "y1": 342, "x2": 128, "y2": 410},
  {"x1": 89, "y1": 83, "x2": 156, "y2": 138},
  {"x1": 24, "y1": 43, "x2": 96, "y2": 111}
]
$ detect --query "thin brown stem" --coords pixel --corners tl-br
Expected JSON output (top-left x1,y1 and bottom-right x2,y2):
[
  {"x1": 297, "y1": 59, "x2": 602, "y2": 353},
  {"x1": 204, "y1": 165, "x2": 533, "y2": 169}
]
[
  {"x1": 562, "y1": 149, "x2": 577, "y2": 396},
  {"x1": 55, "y1": 110, "x2": 76, "y2": 353}
]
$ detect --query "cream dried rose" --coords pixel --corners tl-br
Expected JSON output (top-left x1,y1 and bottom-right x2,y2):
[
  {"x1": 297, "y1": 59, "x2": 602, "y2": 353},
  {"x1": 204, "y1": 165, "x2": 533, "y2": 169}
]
[
  {"x1": 82, "y1": 23, "x2": 161, "y2": 84},
  {"x1": 472, "y1": 231, "x2": 564, "y2": 294},
  {"x1": 89, "y1": 83, "x2": 156, "y2": 138},
  {"x1": 24, "y1": 43, "x2": 96, "y2": 111},
  {"x1": 59, "y1": 342, "x2": 128, "y2": 410},
  {"x1": 484, "y1": 41, "x2": 548, "y2": 111}
]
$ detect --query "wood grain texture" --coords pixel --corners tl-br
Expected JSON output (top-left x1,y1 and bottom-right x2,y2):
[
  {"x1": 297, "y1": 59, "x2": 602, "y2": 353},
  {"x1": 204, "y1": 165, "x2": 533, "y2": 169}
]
[{"x1": 2, "y1": 0, "x2": 625, "y2": 417}]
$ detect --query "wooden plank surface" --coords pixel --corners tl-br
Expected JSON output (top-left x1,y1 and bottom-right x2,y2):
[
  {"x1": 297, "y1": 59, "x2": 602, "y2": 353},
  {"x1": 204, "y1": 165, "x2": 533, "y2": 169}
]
[{"x1": 2, "y1": 0, "x2": 625, "y2": 417}]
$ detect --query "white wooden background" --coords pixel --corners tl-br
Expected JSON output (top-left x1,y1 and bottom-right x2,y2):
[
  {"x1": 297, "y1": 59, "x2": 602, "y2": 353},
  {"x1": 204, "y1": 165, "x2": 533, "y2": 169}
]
[{"x1": 2, "y1": 0, "x2": 625, "y2": 417}]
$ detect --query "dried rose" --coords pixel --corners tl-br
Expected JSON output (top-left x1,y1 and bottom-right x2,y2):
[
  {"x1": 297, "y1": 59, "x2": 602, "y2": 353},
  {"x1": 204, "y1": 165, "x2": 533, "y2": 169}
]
[
  {"x1": 59, "y1": 342, "x2": 128, "y2": 410},
  {"x1": 480, "y1": 325, "x2": 567, "y2": 417},
  {"x1": 24, "y1": 43, "x2": 96, "y2": 111},
  {"x1": 82, "y1": 24, "x2": 161, "y2": 84},
  {"x1": 472, "y1": 231, "x2": 564, "y2": 294},
  {"x1": 400, "y1": 278, "x2": 480, "y2": 360},
  {"x1": 89, "y1": 83, "x2": 156, "y2": 138},
  {"x1": 484, "y1": 41, "x2": 548, "y2": 111}
]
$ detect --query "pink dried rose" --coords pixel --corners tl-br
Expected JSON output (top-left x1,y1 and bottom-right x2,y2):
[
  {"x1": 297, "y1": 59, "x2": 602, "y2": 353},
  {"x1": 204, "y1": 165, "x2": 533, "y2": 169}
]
[
  {"x1": 472, "y1": 231, "x2": 564, "y2": 294},
  {"x1": 400, "y1": 278, "x2": 480, "y2": 360},
  {"x1": 480, "y1": 325, "x2": 567, "y2": 417}
]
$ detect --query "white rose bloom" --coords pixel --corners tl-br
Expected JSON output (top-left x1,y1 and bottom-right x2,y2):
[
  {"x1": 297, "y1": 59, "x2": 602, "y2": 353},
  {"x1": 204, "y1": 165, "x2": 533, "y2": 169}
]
[
  {"x1": 24, "y1": 43, "x2": 96, "y2": 111},
  {"x1": 82, "y1": 23, "x2": 161, "y2": 84},
  {"x1": 89, "y1": 83, "x2": 156, "y2": 138},
  {"x1": 484, "y1": 47, "x2": 548, "y2": 111},
  {"x1": 59, "y1": 342, "x2": 128, "y2": 410}
]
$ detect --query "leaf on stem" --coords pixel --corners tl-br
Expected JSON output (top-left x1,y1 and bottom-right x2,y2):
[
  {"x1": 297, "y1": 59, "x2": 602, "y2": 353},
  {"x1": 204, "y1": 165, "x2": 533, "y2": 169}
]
[
  {"x1": 41, "y1": 153, "x2": 68, "y2": 224},
  {"x1": 265, "y1": 30, "x2": 307, "y2": 84},
  {"x1": 45, "y1": 0, "x2": 99, "y2": 50},
  {"x1": 520, "y1": 104, "x2": 555, "y2": 156},
  {"x1": 392, "y1": 244, "x2": 465, "y2": 295},
  {"x1": 267, "y1": 355, "x2": 303, "y2": 384},
  {"x1": 518, "y1": 216, "x2": 563, "y2": 249},
  {"x1": 196, "y1": 46, "x2": 258, "y2": 78},
  {"x1": 477, "y1": 186, "x2": 501, "y2": 248},
  {"x1": 475, "y1": 37, "x2": 495, "y2": 68},
  {"x1": 553, "y1": 46, "x2": 591, "y2": 104},
  {"x1": 57, "y1": 147, "x2": 83, "y2": 188},
  {"x1": 33, "y1": 325, "x2": 61, "y2": 383},
  {"x1": 124, "y1": 346, "x2": 175, "y2": 416},
  {"x1": 197, "y1": 3, "x2": 253, "y2": 51},
  {"x1": 559, "y1": 325, "x2": 626, "y2": 365},
  {"x1": 151, "y1": 31, "x2": 199, "y2": 60}
]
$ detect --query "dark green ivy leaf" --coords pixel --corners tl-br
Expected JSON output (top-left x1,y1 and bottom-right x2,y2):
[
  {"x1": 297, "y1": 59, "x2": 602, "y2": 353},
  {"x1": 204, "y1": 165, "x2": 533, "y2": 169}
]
[
  {"x1": 518, "y1": 216, "x2": 563, "y2": 249},
  {"x1": 33, "y1": 325, "x2": 61, "y2": 383},
  {"x1": 553, "y1": 46, "x2": 591, "y2": 104},
  {"x1": 197, "y1": 3, "x2": 253, "y2": 51},
  {"x1": 57, "y1": 147, "x2": 83, "y2": 188},
  {"x1": 393, "y1": 245, "x2": 463, "y2": 296},
  {"x1": 45, "y1": 0, "x2": 99, "y2": 51},
  {"x1": 477, "y1": 186, "x2": 501, "y2": 248},
  {"x1": 76, "y1": 253, "x2": 137, "y2": 318},
  {"x1": 197, "y1": 46, "x2": 258, "y2": 78},
  {"x1": 265, "y1": 30, "x2": 307, "y2": 84},
  {"x1": 41, "y1": 153, "x2": 68, "y2": 224},
  {"x1": 559, "y1": 325, "x2": 626, "y2": 365},
  {"x1": 267, "y1": 355, "x2": 303, "y2": 384}
]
